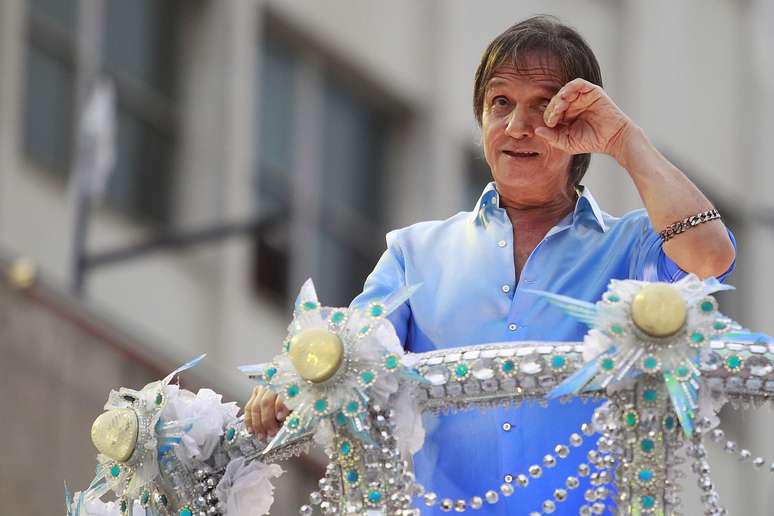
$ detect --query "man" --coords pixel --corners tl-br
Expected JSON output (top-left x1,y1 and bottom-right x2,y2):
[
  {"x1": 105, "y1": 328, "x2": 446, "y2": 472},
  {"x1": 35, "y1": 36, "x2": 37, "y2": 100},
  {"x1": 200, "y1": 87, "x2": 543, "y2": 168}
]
[{"x1": 246, "y1": 16, "x2": 735, "y2": 514}]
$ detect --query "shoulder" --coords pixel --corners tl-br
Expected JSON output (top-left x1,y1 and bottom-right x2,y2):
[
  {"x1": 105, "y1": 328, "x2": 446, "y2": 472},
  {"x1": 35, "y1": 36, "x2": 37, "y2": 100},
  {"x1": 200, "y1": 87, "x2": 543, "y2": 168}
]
[
  {"x1": 601, "y1": 208, "x2": 654, "y2": 236},
  {"x1": 385, "y1": 211, "x2": 471, "y2": 250}
]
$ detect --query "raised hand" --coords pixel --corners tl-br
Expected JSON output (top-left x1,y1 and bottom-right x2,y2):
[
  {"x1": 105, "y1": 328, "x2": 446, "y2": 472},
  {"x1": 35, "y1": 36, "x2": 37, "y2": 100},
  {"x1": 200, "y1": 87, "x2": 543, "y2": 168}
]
[{"x1": 535, "y1": 78, "x2": 635, "y2": 161}]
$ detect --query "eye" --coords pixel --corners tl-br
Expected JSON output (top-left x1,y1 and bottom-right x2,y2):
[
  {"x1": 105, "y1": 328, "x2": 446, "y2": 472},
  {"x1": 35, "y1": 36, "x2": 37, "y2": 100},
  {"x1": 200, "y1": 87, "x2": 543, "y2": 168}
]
[{"x1": 492, "y1": 96, "x2": 510, "y2": 108}]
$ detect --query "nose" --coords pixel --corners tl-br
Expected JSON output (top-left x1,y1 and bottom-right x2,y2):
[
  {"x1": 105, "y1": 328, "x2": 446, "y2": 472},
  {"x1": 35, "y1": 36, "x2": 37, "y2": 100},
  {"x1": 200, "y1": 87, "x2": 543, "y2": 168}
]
[{"x1": 505, "y1": 106, "x2": 535, "y2": 139}]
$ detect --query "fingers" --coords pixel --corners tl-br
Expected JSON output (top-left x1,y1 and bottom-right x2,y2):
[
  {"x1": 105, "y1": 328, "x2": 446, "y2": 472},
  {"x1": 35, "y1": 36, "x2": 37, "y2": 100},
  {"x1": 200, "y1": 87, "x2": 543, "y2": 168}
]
[
  {"x1": 249, "y1": 387, "x2": 267, "y2": 440},
  {"x1": 275, "y1": 395, "x2": 288, "y2": 422},
  {"x1": 534, "y1": 125, "x2": 563, "y2": 147},
  {"x1": 244, "y1": 386, "x2": 258, "y2": 434},
  {"x1": 544, "y1": 79, "x2": 601, "y2": 128},
  {"x1": 244, "y1": 386, "x2": 290, "y2": 442},
  {"x1": 259, "y1": 389, "x2": 280, "y2": 438},
  {"x1": 557, "y1": 78, "x2": 596, "y2": 102}
]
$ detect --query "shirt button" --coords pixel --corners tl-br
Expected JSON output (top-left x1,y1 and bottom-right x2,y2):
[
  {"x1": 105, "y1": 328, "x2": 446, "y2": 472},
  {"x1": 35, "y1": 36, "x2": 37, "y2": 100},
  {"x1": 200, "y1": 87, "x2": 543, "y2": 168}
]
[
  {"x1": 497, "y1": 240, "x2": 507, "y2": 248},
  {"x1": 502, "y1": 422, "x2": 512, "y2": 431},
  {"x1": 508, "y1": 323, "x2": 518, "y2": 331},
  {"x1": 501, "y1": 285, "x2": 511, "y2": 294},
  {"x1": 504, "y1": 474, "x2": 514, "y2": 483}
]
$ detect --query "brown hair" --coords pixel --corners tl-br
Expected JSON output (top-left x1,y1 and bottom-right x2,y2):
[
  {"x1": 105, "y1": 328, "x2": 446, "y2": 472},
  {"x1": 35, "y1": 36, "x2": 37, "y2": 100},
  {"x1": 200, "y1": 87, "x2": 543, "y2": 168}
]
[{"x1": 473, "y1": 15, "x2": 603, "y2": 187}]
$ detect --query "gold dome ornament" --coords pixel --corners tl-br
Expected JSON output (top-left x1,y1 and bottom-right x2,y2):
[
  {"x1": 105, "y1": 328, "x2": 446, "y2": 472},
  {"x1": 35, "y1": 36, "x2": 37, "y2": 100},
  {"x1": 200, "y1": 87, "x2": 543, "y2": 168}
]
[
  {"x1": 90, "y1": 408, "x2": 139, "y2": 462},
  {"x1": 631, "y1": 283, "x2": 687, "y2": 338},
  {"x1": 288, "y1": 329, "x2": 344, "y2": 383}
]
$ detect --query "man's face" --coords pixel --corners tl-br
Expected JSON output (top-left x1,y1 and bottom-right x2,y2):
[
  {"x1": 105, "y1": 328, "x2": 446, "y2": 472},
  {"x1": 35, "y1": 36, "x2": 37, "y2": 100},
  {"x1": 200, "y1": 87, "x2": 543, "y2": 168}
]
[{"x1": 481, "y1": 54, "x2": 573, "y2": 202}]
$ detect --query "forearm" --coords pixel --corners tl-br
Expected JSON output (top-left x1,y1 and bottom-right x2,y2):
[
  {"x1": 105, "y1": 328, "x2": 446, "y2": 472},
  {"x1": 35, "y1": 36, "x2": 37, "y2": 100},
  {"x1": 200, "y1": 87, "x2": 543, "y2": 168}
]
[{"x1": 614, "y1": 125, "x2": 735, "y2": 279}]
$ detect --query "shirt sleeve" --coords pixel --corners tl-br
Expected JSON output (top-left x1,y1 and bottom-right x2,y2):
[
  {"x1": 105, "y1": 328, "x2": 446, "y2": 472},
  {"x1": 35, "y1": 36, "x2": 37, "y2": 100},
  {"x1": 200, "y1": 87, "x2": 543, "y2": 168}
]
[
  {"x1": 629, "y1": 212, "x2": 737, "y2": 283},
  {"x1": 349, "y1": 230, "x2": 412, "y2": 348}
]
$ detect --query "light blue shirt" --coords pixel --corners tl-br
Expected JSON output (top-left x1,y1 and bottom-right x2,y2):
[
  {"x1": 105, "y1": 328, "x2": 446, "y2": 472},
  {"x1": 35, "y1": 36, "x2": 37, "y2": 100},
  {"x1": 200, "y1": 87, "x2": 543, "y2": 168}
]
[{"x1": 351, "y1": 182, "x2": 735, "y2": 514}]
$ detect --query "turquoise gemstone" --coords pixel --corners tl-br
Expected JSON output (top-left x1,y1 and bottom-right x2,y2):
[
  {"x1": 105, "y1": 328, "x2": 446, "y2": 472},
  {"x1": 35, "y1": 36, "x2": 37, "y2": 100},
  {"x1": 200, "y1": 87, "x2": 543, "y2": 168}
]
[
  {"x1": 335, "y1": 412, "x2": 347, "y2": 425},
  {"x1": 370, "y1": 305, "x2": 384, "y2": 317},
  {"x1": 676, "y1": 366, "x2": 690, "y2": 378},
  {"x1": 501, "y1": 360, "x2": 515, "y2": 373},
  {"x1": 331, "y1": 311, "x2": 346, "y2": 324},
  {"x1": 640, "y1": 438, "x2": 655, "y2": 453},
  {"x1": 601, "y1": 357, "x2": 615, "y2": 371},
  {"x1": 726, "y1": 355, "x2": 742, "y2": 370},
  {"x1": 641, "y1": 495, "x2": 655, "y2": 509},
  {"x1": 550, "y1": 355, "x2": 566, "y2": 369},
  {"x1": 287, "y1": 416, "x2": 300, "y2": 429},
  {"x1": 265, "y1": 367, "x2": 277, "y2": 380},
  {"x1": 302, "y1": 301, "x2": 317, "y2": 311},
  {"x1": 713, "y1": 321, "x2": 727, "y2": 331},
  {"x1": 286, "y1": 384, "x2": 300, "y2": 397},
  {"x1": 346, "y1": 470, "x2": 359, "y2": 483},
  {"x1": 120, "y1": 500, "x2": 127, "y2": 513},
  {"x1": 608, "y1": 294, "x2": 620, "y2": 303},
  {"x1": 700, "y1": 300, "x2": 714, "y2": 313},
  {"x1": 180, "y1": 508, "x2": 193, "y2": 516},
  {"x1": 455, "y1": 364, "x2": 469, "y2": 377},
  {"x1": 643, "y1": 356, "x2": 658, "y2": 370},
  {"x1": 155, "y1": 392, "x2": 163, "y2": 405},
  {"x1": 340, "y1": 441, "x2": 351, "y2": 456},
  {"x1": 625, "y1": 411, "x2": 638, "y2": 427},
  {"x1": 638, "y1": 469, "x2": 653, "y2": 482},
  {"x1": 361, "y1": 370, "x2": 375, "y2": 384},
  {"x1": 367, "y1": 490, "x2": 382, "y2": 504},
  {"x1": 110, "y1": 464, "x2": 121, "y2": 478},
  {"x1": 359, "y1": 325, "x2": 370, "y2": 335},
  {"x1": 141, "y1": 490, "x2": 150, "y2": 505},
  {"x1": 664, "y1": 415, "x2": 675, "y2": 430},
  {"x1": 385, "y1": 356, "x2": 399, "y2": 370},
  {"x1": 643, "y1": 389, "x2": 657, "y2": 403},
  {"x1": 346, "y1": 401, "x2": 359, "y2": 413},
  {"x1": 226, "y1": 428, "x2": 236, "y2": 441},
  {"x1": 611, "y1": 324, "x2": 624, "y2": 335},
  {"x1": 314, "y1": 399, "x2": 328, "y2": 412},
  {"x1": 690, "y1": 332, "x2": 705, "y2": 344}
]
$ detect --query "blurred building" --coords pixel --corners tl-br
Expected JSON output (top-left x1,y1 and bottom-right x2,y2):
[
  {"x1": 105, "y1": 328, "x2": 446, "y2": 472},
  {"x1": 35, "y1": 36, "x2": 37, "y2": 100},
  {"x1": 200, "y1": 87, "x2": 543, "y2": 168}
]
[{"x1": 0, "y1": 0, "x2": 772, "y2": 514}]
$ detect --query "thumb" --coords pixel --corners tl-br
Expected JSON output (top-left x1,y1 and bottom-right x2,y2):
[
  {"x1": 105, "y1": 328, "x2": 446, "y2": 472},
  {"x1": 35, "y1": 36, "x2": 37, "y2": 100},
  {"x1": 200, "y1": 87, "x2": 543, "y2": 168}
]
[{"x1": 535, "y1": 126, "x2": 561, "y2": 146}]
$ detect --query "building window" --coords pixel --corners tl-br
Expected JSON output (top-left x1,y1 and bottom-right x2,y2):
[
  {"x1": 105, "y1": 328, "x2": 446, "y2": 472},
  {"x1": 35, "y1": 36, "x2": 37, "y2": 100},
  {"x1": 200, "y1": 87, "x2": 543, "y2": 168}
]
[
  {"x1": 23, "y1": 0, "x2": 77, "y2": 176},
  {"x1": 102, "y1": 0, "x2": 179, "y2": 225},
  {"x1": 22, "y1": 0, "x2": 180, "y2": 226},
  {"x1": 253, "y1": 38, "x2": 297, "y2": 300},
  {"x1": 253, "y1": 32, "x2": 393, "y2": 307}
]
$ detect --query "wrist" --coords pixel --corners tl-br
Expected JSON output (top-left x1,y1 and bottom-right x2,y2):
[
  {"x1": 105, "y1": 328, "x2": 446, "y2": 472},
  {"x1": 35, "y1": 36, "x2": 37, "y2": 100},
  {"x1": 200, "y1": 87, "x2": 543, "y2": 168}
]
[{"x1": 610, "y1": 123, "x2": 651, "y2": 170}]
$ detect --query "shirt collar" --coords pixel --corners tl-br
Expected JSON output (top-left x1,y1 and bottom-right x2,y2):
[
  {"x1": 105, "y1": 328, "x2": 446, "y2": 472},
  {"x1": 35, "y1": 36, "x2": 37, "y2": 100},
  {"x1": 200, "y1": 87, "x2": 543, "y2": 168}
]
[
  {"x1": 471, "y1": 182, "x2": 608, "y2": 232},
  {"x1": 574, "y1": 185, "x2": 608, "y2": 232}
]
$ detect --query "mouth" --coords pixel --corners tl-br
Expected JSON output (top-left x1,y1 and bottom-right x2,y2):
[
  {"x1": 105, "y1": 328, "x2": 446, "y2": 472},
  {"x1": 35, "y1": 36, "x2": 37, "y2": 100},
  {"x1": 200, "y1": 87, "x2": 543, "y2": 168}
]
[{"x1": 503, "y1": 150, "x2": 541, "y2": 159}]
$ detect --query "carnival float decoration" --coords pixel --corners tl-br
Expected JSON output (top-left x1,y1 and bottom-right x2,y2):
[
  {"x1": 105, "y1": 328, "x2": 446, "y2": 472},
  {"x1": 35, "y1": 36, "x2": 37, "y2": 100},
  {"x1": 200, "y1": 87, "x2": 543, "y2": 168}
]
[{"x1": 67, "y1": 275, "x2": 774, "y2": 515}]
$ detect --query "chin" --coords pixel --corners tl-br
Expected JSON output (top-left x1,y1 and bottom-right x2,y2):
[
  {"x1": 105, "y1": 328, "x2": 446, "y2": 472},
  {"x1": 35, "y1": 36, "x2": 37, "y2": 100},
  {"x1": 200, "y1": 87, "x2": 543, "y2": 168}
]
[{"x1": 493, "y1": 166, "x2": 542, "y2": 188}]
